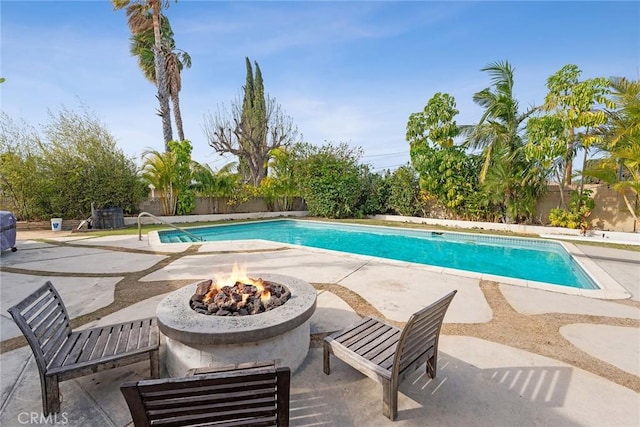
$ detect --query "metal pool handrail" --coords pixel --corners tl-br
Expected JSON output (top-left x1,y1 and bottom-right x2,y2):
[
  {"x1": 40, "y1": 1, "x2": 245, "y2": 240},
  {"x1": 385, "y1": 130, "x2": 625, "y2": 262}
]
[{"x1": 137, "y1": 212, "x2": 203, "y2": 242}]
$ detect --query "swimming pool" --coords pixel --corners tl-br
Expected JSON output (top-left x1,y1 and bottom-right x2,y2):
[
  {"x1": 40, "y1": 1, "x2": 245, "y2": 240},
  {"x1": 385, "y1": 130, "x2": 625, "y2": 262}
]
[{"x1": 158, "y1": 220, "x2": 599, "y2": 290}]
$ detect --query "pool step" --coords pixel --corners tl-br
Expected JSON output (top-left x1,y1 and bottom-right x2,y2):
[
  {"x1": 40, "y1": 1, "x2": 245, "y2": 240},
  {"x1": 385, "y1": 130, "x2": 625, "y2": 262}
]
[{"x1": 164, "y1": 235, "x2": 197, "y2": 243}]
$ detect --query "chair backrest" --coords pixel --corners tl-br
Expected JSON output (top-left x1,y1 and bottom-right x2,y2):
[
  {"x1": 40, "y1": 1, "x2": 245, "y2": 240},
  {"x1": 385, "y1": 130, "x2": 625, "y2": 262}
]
[
  {"x1": 7, "y1": 281, "x2": 72, "y2": 373},
  {"x1": 393, "y1": 290, "x2": 457, "y2": 379},
  {"x1": 121, "y1": 365, "x2": 291, "y2": 427}
]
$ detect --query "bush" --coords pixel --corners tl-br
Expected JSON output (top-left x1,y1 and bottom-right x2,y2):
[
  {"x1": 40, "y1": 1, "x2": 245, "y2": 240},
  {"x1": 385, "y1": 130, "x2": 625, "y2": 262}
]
[
  {"x1": 1, "y1": 108, "x2": 144, "y2": 219},
  {"x1": 355, "y1": 167, "x2": 389, "y2": 216},
  {"x1": 386, "y1": 165, "x2": 420, "y2": 216},
  {"x1": 40, "y1": 108, "x2": 144, "y2": 218},
  {"x1": 410, "y1": 145, "x2": 481, "y2": 219},
  {"x1": 295, "y1": 142, "x2": 363, "y2": 218},
  {"x1": 548, "y1": 190, "x2": 595, "y2": 229},
  {"x1": 0, "y1": 114, "x2": 49, "y2": 220}
]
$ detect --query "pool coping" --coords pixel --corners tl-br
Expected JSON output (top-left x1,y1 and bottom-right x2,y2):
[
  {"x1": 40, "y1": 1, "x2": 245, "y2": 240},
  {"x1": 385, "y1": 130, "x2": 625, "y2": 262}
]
[{"x1": 148, "y1": 220, "x2": 632, "y2": 300}]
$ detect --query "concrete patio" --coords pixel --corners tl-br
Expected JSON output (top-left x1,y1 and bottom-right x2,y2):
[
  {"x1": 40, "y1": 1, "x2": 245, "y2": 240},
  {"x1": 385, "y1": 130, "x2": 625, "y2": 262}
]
[{"x1": 1, "y1": 229, "x2": 638, "y2": 426}]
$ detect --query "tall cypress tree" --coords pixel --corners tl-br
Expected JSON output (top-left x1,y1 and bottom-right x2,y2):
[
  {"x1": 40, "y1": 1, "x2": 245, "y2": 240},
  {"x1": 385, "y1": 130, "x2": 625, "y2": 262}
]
[
  {"x1": 238, "y1": 58, "x2": 255, "y2": 181},
  {"x1": 253, "y1": 62, "x2": 267, "y2": 175},
  {"x1": 238, "y1": 57, "x2": 268, "y2": 183},
  {"x1": 205, "y1": 57, "x2": 300, "y2": 187},
  {"x1": 253, "y1": 62, "x2": 266, "y2": 138},
  {"x1": 241, "y1": 57, "x2": 254, "y2": 120}
]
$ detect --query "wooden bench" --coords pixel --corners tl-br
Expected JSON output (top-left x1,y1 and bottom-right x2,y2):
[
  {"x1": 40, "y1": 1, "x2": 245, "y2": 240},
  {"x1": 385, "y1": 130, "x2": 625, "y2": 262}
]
[
  {"x1": 7, "y1": 281, "x2": 160, "y2": 416},
  {"x1": 323, "y1": 290, "x2": 456, "y2": 420},
  {"x1": 121, "y1": 362, "x2": 291, "y2": 426}
]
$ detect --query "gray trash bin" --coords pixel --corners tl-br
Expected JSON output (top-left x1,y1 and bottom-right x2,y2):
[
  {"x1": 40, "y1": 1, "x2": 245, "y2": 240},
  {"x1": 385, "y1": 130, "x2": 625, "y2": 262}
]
[
  {"x1": 0, "y1": 211, "x2": 17, "y2": 252},
  {"x1": 92, "y1": 207, "x2": 125, "y2": 229}
]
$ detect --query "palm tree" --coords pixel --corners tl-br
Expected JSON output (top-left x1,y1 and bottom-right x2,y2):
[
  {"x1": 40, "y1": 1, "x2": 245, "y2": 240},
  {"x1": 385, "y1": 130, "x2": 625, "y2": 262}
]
[
  {"x1": 266, "y1": 147, "x2": 300, "y2": 210},
  {"x1": 113, "y1": 0, "x2": 173, "y2": 149},
  {"x1": 463, "y1": 62, "x2": 534, "y2": 179},
  {"x1": 191, "y1": 162, "x2": 238, "y2": 198},
  {"x1": 191, "y1": 162, "x2": 239, "y2": 214},
  {"x1": 586, "y1": 77, "x2": 640, "y2": 224},
  {"x1": 462, "y1": 61, "x2": 542, "y2": 222},
  {"x1": 603, "y1": 77, "x2": 640, "y2": 148},
  {"x1": 130, "y1": 14, "x2": 191, "y2": 141},
  {"x1": 141, "y1": 149, "x2": 177, "y2": 215},
  {"x1": 165, "y1": 45, "x2": 190, "y2": 142}
]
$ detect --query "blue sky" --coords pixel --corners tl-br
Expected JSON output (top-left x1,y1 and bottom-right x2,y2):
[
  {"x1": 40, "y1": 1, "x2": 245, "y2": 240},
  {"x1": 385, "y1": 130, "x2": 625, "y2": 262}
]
[{"x1": 2, "y1": 1, "x2": 639, "y2": 172}]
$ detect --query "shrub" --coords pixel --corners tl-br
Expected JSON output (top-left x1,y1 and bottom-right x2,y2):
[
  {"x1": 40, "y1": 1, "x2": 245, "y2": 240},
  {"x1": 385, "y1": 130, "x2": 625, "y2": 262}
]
[
  {"x1": 355, "y1": 167, "x2": 389, "y2": 216},
  {"x1": 386, "y1": 165, "x2": 420, "y2": 216},
  {"x1": 548, "y1": 190, "x2": 595, "y2": 229},
  {"x1": 4, "y1": 107, "x2": 145, "y2": 219},
  {"x1": 295, "y1": 142, "x2": 363, "y2": 218}
]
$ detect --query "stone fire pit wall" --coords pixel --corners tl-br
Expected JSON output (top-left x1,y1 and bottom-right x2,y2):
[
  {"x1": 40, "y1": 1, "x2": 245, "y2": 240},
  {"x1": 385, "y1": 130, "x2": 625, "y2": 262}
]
[{"x1": 157, "y1": 273, "x2": 317, "y2": 377}]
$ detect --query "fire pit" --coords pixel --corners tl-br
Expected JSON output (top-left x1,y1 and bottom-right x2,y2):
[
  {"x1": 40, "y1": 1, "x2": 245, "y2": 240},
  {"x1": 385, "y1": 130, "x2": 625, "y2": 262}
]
[
  {"x1": 190, "y1": 277, "x2": 291, "y2": 316},
  {"x1": 157, "y1": 272, "x2": 317, "y2": 377}
]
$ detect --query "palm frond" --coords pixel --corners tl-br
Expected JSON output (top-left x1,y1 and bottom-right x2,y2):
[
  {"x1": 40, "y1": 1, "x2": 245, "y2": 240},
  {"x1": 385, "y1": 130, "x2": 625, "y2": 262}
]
[{"x1": 126, "y1": 4, "x2": 152, "y2": 33}]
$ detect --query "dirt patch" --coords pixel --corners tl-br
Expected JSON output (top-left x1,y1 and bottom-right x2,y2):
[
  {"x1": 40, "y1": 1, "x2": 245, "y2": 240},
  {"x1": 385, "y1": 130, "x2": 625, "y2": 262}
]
[{"x1": 310, "y1": 281, "x2": 640, "y2": 393}]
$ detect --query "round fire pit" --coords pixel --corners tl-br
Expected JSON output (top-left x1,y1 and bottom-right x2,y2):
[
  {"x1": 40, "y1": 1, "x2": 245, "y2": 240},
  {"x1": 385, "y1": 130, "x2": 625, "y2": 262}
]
[{"x1": 157, "y1": 273, "x2": 317, "y2": 377}]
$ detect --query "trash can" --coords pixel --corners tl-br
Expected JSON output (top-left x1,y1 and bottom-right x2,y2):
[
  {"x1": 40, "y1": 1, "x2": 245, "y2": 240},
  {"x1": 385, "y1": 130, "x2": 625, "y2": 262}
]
[
  {"x1": 1, "y1": 211, "x2": 17, "y2": 252},
  {"x1": 51, "y1": 218, "x2": 63, "y2": 231},
  {"x1": 92, "y1": 208, "x2": 124, "y2": 229}
]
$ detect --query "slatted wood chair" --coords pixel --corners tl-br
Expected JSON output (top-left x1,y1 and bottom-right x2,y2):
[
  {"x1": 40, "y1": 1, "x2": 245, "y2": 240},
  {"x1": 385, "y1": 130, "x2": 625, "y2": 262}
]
[
  {"x1": 7, "y1": 281, "x2": 160, "y2": 416},
  {"x1": 323, "y1": 290, "x2": 456, "y2": 420},
  {"x1": 121, "y1": 362, "x2": 291, "y2": 426}
]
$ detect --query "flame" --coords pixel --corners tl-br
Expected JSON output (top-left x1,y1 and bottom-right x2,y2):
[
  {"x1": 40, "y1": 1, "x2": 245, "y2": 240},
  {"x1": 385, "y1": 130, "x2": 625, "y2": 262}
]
[
  {"x1": 200, "y1": 263, "x2": 276, "y2": 311},
  {"x1": 213, "y1": 262, "x2": 255, "y2": 287},
  {"x1": 254, "y1": 277, "x2": 271, "y2": 302},
  {"x1": 203, "y1": 285, "x2": 219, "y2": 304},
  {"x1": 237, "y1": 293, "x2": 250, "y2": 309},
  {"x1": 190, "y1": 253, "x2": 296, "y2": 318}
]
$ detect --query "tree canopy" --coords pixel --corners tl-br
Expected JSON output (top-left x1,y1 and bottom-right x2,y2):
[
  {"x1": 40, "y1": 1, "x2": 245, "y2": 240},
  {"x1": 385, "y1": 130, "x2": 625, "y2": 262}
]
[
  {"x1": 113, "y1": 0, "x2": 175, "y2": 149},
  {"x1": 129, "y1": 12, "x2": 191, "y2": 142},
  {"x1": 203, "y1": 58, "x2": 300, "y2": 186},
  {"x1": 0, "y1": 108, "x2": 144, "y2": 220}
]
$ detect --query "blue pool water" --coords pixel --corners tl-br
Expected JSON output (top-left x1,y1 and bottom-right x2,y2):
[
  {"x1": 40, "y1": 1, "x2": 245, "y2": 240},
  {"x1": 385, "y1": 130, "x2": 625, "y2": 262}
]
[{"x1": 158, "y1": 220, "x2": 598, "y2": 289}]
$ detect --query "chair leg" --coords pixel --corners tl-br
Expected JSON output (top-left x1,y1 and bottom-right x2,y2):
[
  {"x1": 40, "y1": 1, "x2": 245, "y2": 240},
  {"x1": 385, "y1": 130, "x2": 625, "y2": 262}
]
[
  {"x1": 42, "y1": 375, "x2": 60, "y2": 416},
  {"x1": 150, "y1": 349, "x2": 160, "y2": 378},
  {"x1": 322, "y1": 344, "x2": 330, "y2": 375},
  {"x1": 382, "y1": 380, "x2": 397, "y2": 421},
  {"x1": 426, "y1": 354, "x2": 437, "y2": 378}
]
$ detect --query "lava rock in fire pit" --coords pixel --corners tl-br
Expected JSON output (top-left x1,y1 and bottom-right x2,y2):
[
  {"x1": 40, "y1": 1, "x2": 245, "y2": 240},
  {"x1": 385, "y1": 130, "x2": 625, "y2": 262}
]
[{"x1": 189, "y1": 277, "x2": 292, "y2": 316}]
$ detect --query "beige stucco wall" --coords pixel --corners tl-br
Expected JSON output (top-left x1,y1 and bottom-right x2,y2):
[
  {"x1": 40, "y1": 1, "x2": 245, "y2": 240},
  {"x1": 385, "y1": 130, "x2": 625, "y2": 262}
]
[
  {"x1": 139, "y1": 197, "x2": 306, "y2": 217},
  {"x1": 536, "y1": 184, "x2": 638, "y2": 232},
  {"x1": 6, "y1": 187, "x2": 636, "y2": 232}
]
